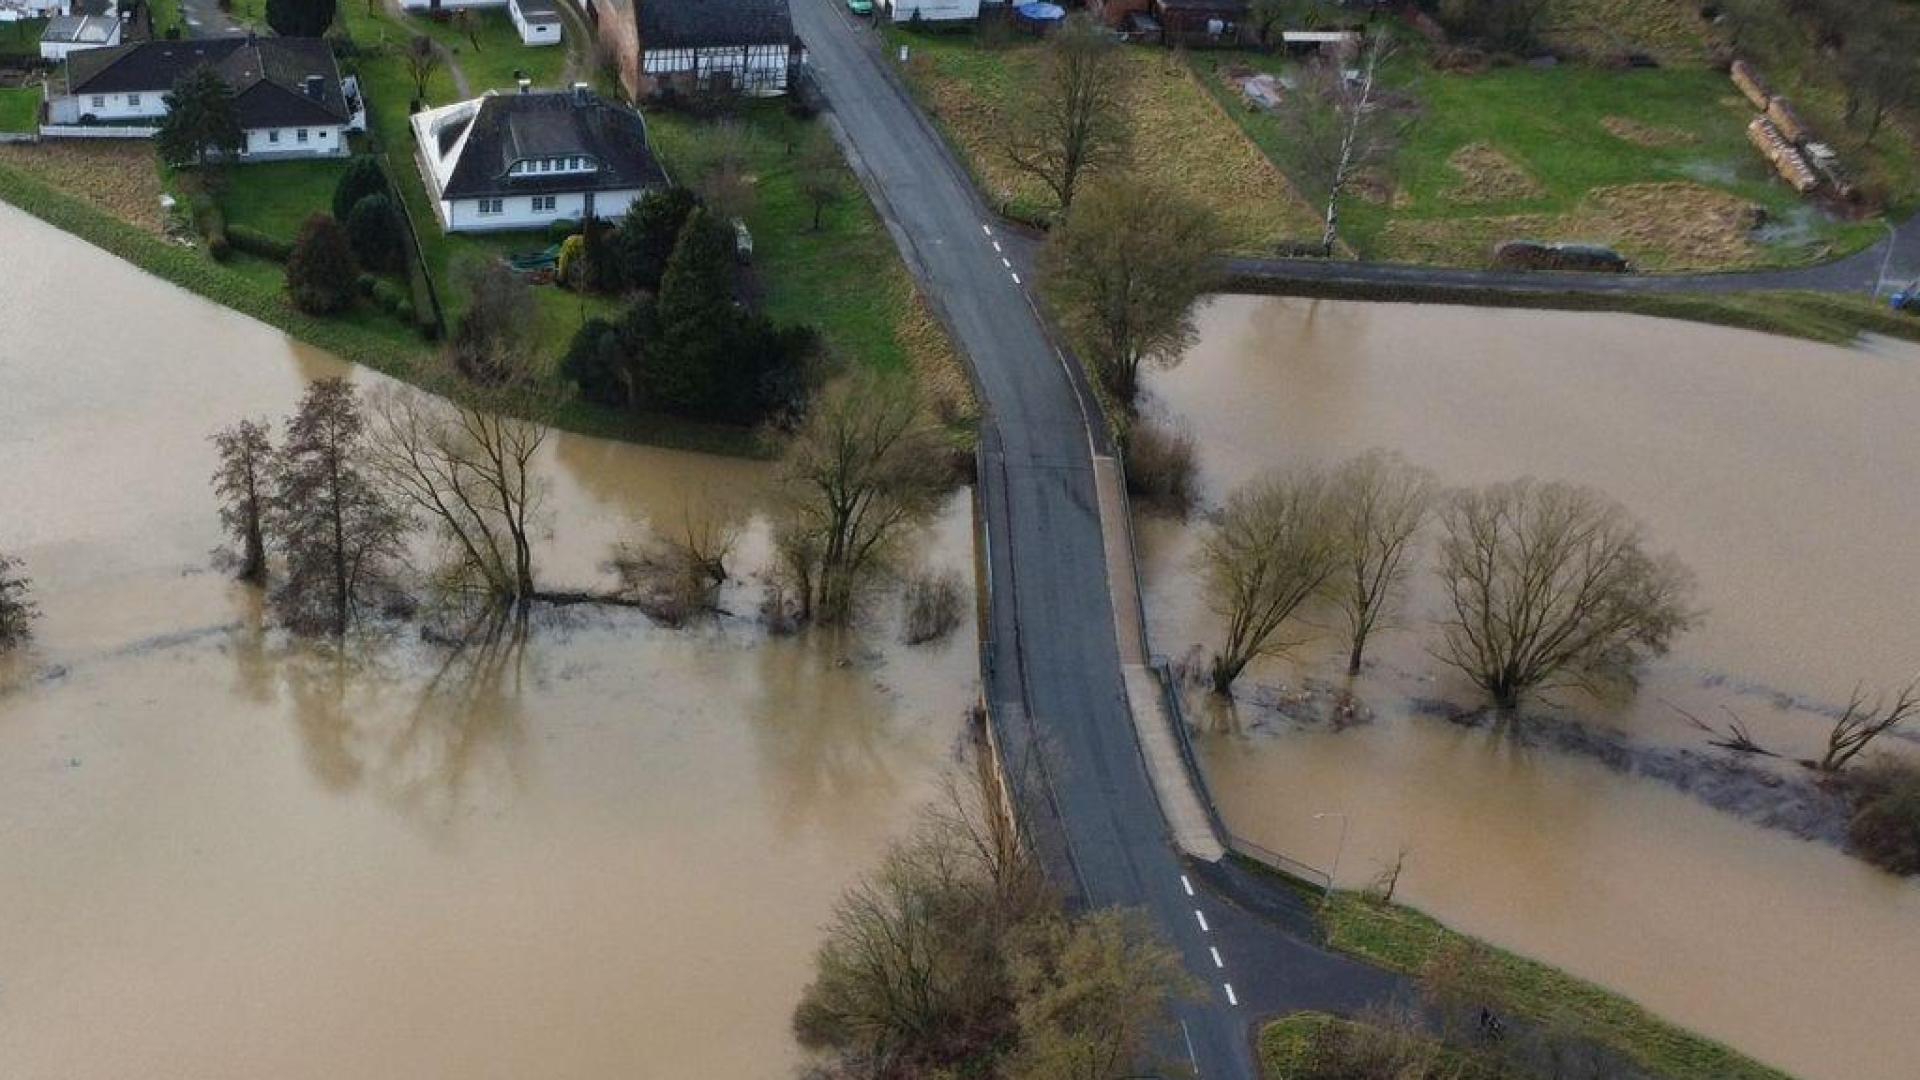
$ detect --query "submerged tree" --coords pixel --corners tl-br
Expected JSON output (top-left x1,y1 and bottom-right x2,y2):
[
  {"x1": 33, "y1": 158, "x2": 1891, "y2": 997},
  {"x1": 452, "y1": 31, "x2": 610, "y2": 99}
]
[
  {"x1": 775, "y1": 372, "x2": 948, "y2": 625},
  {"x1": 1327, "y1": 450, "x2": 1434, "y2": 676},
  {"x1": 367, "y1": 367, "x2": 550, "y2": 612},
  {"x1": 270, "y1": 378, "x2": 412, "y2": 636},
  {"x1": 1434, "y1": 479, "x2": 1695, "y2": 711},
  {"x1": 1814, "y1": 678, "x2": 1920, "y2": 773},
  {"x1": 1006, "y1": 13, "x2": 1130, "y2": 215},
  {"x1": 1201, "y1": 468, "x2": 1343, "y2": 695},
  {"x1": 0, "y1": 553, "x2": 38, "y2": 651},
  {"x1": 1040, "y1": 179, "x2": 1221, "y2": 407},
  {"x1": 210, "y1": 418, "x2": 275, "y2": 583}
]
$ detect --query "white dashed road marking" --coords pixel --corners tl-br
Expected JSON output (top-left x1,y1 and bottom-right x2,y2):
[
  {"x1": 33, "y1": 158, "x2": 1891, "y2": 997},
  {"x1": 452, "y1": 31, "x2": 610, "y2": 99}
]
[
  {"x1": 1194, "y1": 909, "x2": 1209, "y2": 933},
  {"x1": 1224, "y1": 983, "x2": 1239, "y2": 1006},
  {"x1": 1001, "y1": 257, "x2": 1012, "y2": 269},
  {"x1": 1011, "y1": 272, "x2": 1021, "y2": 285},
  {"x1": 1181, "y1": 874, "x2": 1194, "y2": 896},
  {"x1": 1210, "y1": 946, "x2": 1224, "y2": 968},
  {"x1": 992, "y1": 240, "x2": 1002, "y2": 253},
  {"x1": 982, "y1": 224, "x2": 993, "y2": 236}
]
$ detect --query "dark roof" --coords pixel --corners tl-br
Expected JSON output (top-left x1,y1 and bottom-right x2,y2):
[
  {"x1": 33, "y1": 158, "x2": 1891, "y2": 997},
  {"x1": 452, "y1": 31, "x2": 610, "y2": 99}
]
[
  {"x1": 438, "y1": 90, "x2": 669, "y2": 201},
  {"x1": 515, "y1": 0, "x2": 561, "y2": 20},
  {"x1": 65, "y1": 37, "x2": 348, "y2": 126},
  {"x1": 638, "y1": 0, "x2": 795, "y2": 49},
  {"x1": 70, "y1": 0, "x2": 114, "y2": 15}
]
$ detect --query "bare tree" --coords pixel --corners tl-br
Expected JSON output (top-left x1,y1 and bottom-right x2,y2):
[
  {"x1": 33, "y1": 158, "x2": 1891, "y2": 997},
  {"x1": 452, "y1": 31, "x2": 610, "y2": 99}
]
[
  {"x1": 1279, "y1": 35, "x2": 1397, "y2": 257},
  {"x1": 1840, "y1": 16, "x2": 1919, "y2": 144},
  {"x1": 1201, "y1": 468, "x2": 1343, "y2": 695},
  {"x1": 1005, "y1": 13, "x2": 1130, "y2": 215},
  {"x1": 1814, "y1": 678, "x2": 1919, "y2": 772},
  {"x1": 450, "y1": 8, "x2": 481, "y2": 51},
  {"x1": 1040, "y1": 178, "x2": 1222, "y2": 407},
  {"x1": 449, "y1": 256, "x2": 539, "y2": 385},
  {"x1": 608, "y1": 498, "x2": 741, "y2": 625},
  {"x1": 210, "y1": 418, "x2": 276, "y2": 584},
  {"x1": 0, "y1": 553, "x2": 37, "y2": 651},
  {"x1": 797, "y1": 128, "x2": 849, "y2": 232},
  {"x1": 1434, "y1": 479, "x2": 1695, "y2": 711},
  {"x1": 689, "y1": 118, "x2": 761, "y2": 225},
  {"x1": 367, "y1": 373, "x2": 549, "y2": 613},
  {"x1": 270, "y1": 378, "x2": 413, "y2": 636},
  {"x1": 775, "y1": 372, "x2": 949, "y2": 626},
  {"x1": 1004, "y1": 909, "x2": 1201, "y2": 1080},
  {"x1": 402, "y1": 34, "x2": 442, "y2": 103},
  {"x1": 1328, "y1": 450, "x2": 1434, "y2": 676}
]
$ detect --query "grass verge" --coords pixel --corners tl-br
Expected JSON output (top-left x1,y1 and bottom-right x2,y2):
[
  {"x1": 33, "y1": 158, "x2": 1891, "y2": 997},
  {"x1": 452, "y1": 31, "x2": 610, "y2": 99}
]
[{"x1": 1231, "y1": 854, "x2": 1791, "y2": 1080}]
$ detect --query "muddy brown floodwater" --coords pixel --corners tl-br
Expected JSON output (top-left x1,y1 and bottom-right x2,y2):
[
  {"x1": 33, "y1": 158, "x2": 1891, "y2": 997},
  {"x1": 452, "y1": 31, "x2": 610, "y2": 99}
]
[
  {"x1": 1139, "y1": 296, "x2": 1920, "y2": 1080},
  {"x1": 0, "y1": 203, "x2": 978, "y2": 1079}
]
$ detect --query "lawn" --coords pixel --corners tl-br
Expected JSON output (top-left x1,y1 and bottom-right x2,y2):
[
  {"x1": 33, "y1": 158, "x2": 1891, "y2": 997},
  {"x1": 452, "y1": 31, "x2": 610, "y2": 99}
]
[
  {"x1": 218, "y1": 158, "x2": 353, "y2": 240},
  {"x1": 1259, "y1": 871, "x2": 1793, "y2": 1080},
  {"x1": 885, "y1": 26, "x2": 1319, "y2": 251},
  {"x1": 405, "y1": 8, "x2": 570, "y2": 92},
  {"x1": 649, "y1": 103, "x2": 973, "y2": 421},
  {"x1": 0, "y1": 86, "x2": 40, "y2": 134}
]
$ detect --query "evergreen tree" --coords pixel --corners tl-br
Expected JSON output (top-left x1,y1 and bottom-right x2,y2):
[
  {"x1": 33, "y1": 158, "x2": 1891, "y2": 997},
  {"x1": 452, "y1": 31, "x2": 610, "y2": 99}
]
[
  {"x1": 285, "y1": 214, "x2": 359, "y2": 315},
  {"x1": 266, "y1": 0, "x2": 336, "y2": 38},
  {"x1": 345, "y1": 194, "x2": 402, "y2": 273},
  {"x1": 645, "y1": 208, "x2": 736, "y2": 416},
  {"x1": 561, "y1": 316, "x2": 630, "y2": 408},
  {"x1": 157, "y1": 65, "x2": 243, "y2": 168},
  {"x1": 331, "y1": 156, "x2": 389, "y2": 223},
  {"x1": 614, "y1": 186, "x2": 701, "y2": 292}
]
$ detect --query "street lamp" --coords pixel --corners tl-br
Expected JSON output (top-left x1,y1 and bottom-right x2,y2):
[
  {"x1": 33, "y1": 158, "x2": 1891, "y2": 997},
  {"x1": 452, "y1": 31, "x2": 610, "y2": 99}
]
[
  {"x1": 1873, "y1": 217, "x2": 1899, "y2": 299},
  {"x1": 1313, "y1": 811, "x2": 1348, "y2": 899}
]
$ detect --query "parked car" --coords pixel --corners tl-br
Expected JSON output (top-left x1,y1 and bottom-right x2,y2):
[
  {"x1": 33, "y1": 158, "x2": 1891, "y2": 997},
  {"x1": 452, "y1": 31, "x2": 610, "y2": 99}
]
[{"x1": 847, "y1": 0, "x2": 873, "y2": 13}]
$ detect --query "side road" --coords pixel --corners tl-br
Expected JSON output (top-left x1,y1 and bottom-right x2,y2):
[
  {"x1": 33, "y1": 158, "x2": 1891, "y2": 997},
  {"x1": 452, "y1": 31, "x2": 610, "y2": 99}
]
[
  {"x1": 1224, "y1": 214, "x2": 1920, "y2": 297},
  {"x1": 794, "y1": 1, "x2": 1403, "y2": 1076}
]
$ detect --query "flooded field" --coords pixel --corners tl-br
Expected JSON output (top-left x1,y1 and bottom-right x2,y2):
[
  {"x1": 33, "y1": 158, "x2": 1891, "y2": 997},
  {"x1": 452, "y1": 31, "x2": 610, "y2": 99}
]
[
  {"x1": 0, "y1": 204, "x2": 977, "y2": 1079},
  {"x1": 1139, "y1": 295, "x2": 1920, "y2": 1080}
]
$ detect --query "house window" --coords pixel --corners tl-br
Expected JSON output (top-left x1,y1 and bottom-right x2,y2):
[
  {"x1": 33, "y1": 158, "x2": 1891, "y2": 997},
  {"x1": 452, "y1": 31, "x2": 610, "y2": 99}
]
[
  {"x1": 532, "y1": 195, "x2": 557, "y2": 213},
  {"x1": 90, "y1": 95, "x2": 105, "y2": 108},
  {"x1": 268, "y1": 130, "x2": 280, "y2": 143},
  {"x1": 296, "y1": 128, "x2": 309, "y2": 143},
  {"x1": 478, "y1": 198, "x2": 504, "y2": 215},
  {"x1": 127, "y1": 93, "x2": 141, "y2": 107}
]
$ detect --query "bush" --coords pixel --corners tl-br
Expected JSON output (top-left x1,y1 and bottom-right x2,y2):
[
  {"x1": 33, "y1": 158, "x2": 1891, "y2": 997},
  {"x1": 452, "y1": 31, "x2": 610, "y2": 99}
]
[
  {"x1": 1848, "y1": 759, "x2": 1920, "y2": 875},
  {"x1": 546, "y1": 218, "x2": 580, "y2": 244},
  {"x1": 370, "y1": 277, "x2": 409, "y2": 315},
  {"x1": 355, "y1": 272, "x2": 379, "y2": 297},
  {"x1": 331, "y1": 155, "x2": 388, "y2": 223},
  {"x1": 227, "y1": 223, "x2": 294, "y2": 261},
  {"x1": 1124, "y1": 418, "x2": 1198, "y2": 515},
  {"x1": 613, "y1": 185, "x2": 701, "y2": 291},
  {"x1": 284, "y1": 213, "x2": 358, "y2": 315},
  {"x1": 190, "y1": 192, "x2": 229, "y2": 261},
  {"x1": 345, "y1": 192, "x2": 403, "y2": 273},
  {"x1": 900, "y1": 569, "x2": 964, "y2": 645}
]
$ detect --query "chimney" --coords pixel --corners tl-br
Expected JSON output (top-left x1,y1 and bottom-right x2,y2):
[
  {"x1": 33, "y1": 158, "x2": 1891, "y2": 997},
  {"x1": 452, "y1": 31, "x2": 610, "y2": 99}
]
[
  {"x1": 518, "y1": 77, "x2": 531, "y2": 94},
  {"x1": 305, "y1": 74, "x2": 324, "y2": 100},
  {"x1": 571, "y1": 81, "x2": 591, "y2": 106}
]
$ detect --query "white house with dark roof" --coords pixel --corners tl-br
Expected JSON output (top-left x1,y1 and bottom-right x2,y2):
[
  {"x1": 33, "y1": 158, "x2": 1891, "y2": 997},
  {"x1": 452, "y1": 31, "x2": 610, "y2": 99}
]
[
  {"x1": 411, "y1": 84, "x2": 669, "y2": 233},
  {"x1": 44, "y1": 36, "x2": 365, "y2": 158},
  {"x1": 590, "y1": 0, "x2": 801, "y2": 101}
]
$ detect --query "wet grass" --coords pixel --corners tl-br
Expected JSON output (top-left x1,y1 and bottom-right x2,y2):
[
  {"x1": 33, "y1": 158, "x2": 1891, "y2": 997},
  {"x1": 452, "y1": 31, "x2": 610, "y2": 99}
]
[
  {"x1": 1231, "y1": 854, "x2": 1792, "y2": 1080},
  {"x1": 217, "y1": 158, "x2": 353, "y2": 241},
  {"x1": 402, "y1": 8, "x2": 569, "y2": 92},
  {"x1": 0, "y1": 87, "x2": 38, "y2": 134}
]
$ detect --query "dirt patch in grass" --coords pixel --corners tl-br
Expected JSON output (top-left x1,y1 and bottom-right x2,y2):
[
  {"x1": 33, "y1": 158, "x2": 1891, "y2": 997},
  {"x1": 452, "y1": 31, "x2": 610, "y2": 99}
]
[
  {"x1": 1602, "y1": 114, "x2": 1699, "y2": 148},
  {"x1": 0, "y1": 141, "x2": 166, "y2": 234},
  {"x1": 1380, "y1": 181, "x2": 1761, "y2": 269},
  {"x1": 1442, "y1": 142, "x2": 1545, "y2": 204},
  {"x1": 1541, "y1": 0, "x2": 1712, "y2": 65}
]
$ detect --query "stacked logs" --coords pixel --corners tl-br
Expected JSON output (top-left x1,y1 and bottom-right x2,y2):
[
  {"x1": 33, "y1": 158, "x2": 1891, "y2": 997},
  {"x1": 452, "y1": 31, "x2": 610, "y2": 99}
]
[
  {"x1": 1748, "y1": 116, "x2": 1819, "y2": 193},
  {"x1": 1730, "y1": 59, "x2": 1830, "y2": 196}
]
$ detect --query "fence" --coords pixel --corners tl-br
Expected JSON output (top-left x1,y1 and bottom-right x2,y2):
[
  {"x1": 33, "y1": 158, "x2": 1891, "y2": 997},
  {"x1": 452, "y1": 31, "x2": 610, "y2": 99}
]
[{"x1": 39, "y1": 124, "x2": 158, "y2": 139}]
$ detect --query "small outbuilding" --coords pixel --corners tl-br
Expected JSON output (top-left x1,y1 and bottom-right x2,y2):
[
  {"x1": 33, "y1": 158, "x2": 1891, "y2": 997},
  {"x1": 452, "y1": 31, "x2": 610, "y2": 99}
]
[
  {"x1": 508, "y1": 0, "x2": 562, "y2": 45},
  {"x1": 39, "y1": 12, "x2": 119, "y2": 59}
]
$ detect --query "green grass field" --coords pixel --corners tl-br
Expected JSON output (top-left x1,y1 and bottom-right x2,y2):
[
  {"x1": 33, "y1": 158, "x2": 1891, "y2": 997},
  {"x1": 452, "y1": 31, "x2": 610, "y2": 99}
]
[
  {"x1": 0, "y1": 18, "x2": 46, "y2": 62},
  {"x1": 404, "y1": 9, "x2": 569, "y2": 92},
  {"x1": 218, "y1": 158, "x2": 353, "y2": 240},
  {"x1": 0, "y1": 86, "x2": 39, "y2": 134}
]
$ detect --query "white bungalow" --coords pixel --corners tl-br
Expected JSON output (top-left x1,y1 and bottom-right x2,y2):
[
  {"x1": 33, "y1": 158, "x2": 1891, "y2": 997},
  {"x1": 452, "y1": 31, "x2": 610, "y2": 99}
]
[{"x1": 411, "y1": 84, "x2": 668, "y2": 233}]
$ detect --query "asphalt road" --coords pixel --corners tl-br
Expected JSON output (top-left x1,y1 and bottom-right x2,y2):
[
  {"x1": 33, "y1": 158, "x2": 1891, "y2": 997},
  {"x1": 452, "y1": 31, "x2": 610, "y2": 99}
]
[{"x1": 792, "y1": 3, "x2": 1402, "y2": 1075}]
